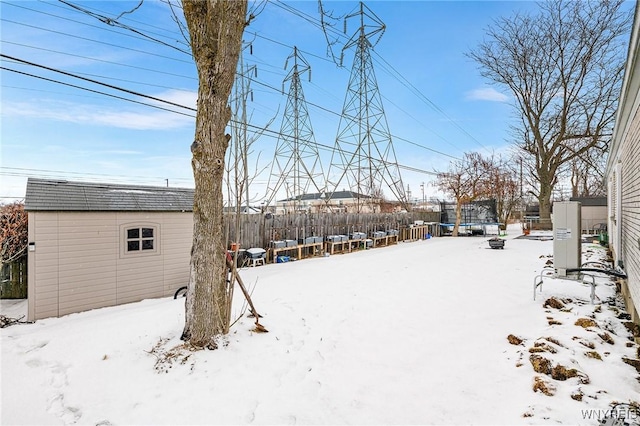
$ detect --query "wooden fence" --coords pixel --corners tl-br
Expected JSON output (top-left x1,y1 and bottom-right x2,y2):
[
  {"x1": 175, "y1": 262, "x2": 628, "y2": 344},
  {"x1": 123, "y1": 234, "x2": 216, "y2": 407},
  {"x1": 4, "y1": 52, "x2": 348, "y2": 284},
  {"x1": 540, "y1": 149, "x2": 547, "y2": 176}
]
[
  {"x1": 1, "y1": 255, "x2": 27, "y2": 299},
  {"x1": 224, "y1": 211, "x2": 441, "y2": 249}
]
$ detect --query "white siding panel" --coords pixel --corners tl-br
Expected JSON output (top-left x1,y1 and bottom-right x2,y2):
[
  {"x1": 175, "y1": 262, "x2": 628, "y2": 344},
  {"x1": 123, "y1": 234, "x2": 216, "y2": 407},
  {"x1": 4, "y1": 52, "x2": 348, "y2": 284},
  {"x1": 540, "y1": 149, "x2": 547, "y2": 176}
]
[{"x1": 621, "y1": 106, "x2": 640, "y2": 318}]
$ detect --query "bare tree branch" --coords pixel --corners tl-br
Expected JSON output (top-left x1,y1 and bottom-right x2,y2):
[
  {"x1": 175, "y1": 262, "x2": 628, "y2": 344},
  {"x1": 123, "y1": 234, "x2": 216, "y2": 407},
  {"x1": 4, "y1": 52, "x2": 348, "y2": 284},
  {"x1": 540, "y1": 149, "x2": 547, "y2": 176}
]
[{"x1": 468, "y1": 0, "x2": 631, "y2": 222}]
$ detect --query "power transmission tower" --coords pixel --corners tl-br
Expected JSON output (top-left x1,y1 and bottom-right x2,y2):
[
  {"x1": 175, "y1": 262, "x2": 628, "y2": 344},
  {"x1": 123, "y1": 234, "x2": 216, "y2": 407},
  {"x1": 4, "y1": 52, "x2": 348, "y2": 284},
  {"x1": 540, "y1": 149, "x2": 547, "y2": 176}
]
[
  {"x1": 325, "y1": 2, "x2": 408, "y2": 212},
  {"x1": 265, "y1": 47, "x2": 326, "y2": 212}
]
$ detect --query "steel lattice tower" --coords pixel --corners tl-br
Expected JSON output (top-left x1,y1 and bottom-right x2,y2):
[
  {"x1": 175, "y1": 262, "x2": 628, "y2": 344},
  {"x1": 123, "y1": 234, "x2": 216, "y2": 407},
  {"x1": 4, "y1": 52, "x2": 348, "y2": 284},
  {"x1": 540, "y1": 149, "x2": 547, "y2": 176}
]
[
  {"x1": 266, "y1": 47, "x2": 325, "y2": 210},
  {"x1": 325, "y1": 2, "x2": 407, "y2": 212}
]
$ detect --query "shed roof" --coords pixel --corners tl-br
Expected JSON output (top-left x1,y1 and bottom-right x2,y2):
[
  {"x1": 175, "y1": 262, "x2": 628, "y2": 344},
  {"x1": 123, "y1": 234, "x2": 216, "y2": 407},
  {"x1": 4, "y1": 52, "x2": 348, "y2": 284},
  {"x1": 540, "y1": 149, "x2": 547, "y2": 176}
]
[
  {"x1": 569, "y1": 196, "x2": 607, "y2": 207},
  {"x1": 25, "y1": 178, "x2": 194, "y2": 212}
]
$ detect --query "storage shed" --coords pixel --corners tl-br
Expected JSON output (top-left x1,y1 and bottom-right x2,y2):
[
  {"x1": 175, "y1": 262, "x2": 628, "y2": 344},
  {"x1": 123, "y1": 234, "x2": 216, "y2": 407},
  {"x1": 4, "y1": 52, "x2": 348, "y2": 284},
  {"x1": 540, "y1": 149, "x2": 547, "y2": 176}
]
[
  {"x1": 24, "y1": 178, "x2": 194, "y2": 321},
  {"x1": 568, "y1": 196, "x2": 607, "y2": 234}
]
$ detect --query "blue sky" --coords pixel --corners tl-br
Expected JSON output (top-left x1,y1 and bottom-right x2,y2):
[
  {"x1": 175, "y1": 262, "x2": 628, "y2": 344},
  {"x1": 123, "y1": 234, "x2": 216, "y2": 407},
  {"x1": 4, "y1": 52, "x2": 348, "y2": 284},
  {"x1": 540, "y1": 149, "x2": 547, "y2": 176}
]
[{"x1": 1, "y1": 0, "x2": 544, "y2": 204}]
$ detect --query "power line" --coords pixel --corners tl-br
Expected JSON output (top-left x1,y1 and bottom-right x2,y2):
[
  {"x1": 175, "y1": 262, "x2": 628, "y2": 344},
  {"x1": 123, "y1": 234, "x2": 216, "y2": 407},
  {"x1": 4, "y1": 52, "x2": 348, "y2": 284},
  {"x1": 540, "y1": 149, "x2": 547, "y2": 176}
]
[
  {"x1": 1, "y1": 40, "x2": 196, "y2": 82},
  {"x1": 1, "y1": 54, "x2": 196, "y2": 112},
  {"x1": 1, "y1": 18, "x2": 192, "y2": 65},
  {"x1": 0, "y1": 166, "x2": 194, "y2": 185},
  {"x1": 4, "y1": 1, "x2": 465, "y2": 161},
  {"x1": 1, "y1": 67, "x2": 195, "y2": 118},
  {"x1": 2, "y1": 7, "x2": 453, "y2": 174},
  {"x1": 274, "y1": 1, "x2": 490, "y2": 154},
  {"x1": 4, "y1": 1, "x2": 187, "y2": 51},
  {"x1": 56, "y1": 0, "x2": 192, "y2": 55},
  {"x1": 371, "y1": 52, "x2": 493, "y2": 154},
  {"x1": 2, "y1": 56, "x2": 447, "y2": 174},
  {"x1": 4, "y1": 49, "x2": 454, "y2": 162}
]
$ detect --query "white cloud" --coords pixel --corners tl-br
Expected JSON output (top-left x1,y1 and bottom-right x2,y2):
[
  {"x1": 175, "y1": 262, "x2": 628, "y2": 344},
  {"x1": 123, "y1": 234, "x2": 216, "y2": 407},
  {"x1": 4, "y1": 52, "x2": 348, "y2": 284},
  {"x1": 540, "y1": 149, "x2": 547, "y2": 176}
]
[
  {"x1": 151, "y1": 89, "x2": 197, "y2": 109},
  {"x1": 4, "y1": 99, "x2": 195, "y2": 131},
  {"x1": 466, "y1": 87, "x2": 509, "y2": 102}
]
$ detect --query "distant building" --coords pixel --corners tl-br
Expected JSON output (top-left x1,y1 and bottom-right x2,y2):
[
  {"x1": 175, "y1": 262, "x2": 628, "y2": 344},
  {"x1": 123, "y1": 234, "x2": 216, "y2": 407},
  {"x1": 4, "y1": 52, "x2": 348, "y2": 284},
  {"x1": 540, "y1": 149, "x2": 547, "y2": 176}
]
[
  {"x1": 605, "y1": 1, "x2": 640, "y2": 333},
  {"x1": 275, "y1": 190, "x2": 391, "y2": 214}
]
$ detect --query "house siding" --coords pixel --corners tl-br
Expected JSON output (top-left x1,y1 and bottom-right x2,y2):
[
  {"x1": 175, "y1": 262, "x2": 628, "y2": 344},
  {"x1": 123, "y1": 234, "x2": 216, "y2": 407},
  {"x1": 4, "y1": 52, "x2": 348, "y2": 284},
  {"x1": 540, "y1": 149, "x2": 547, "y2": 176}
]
[
  {"x1": 620, "y1": 106, "x2": 640, "y2": 320},
  {"x1": 27, "y1": 211, "x2": 192, "y2": 321},
  {"x1": 606, "y1": 1, "x2": 640, "y2": 328}
]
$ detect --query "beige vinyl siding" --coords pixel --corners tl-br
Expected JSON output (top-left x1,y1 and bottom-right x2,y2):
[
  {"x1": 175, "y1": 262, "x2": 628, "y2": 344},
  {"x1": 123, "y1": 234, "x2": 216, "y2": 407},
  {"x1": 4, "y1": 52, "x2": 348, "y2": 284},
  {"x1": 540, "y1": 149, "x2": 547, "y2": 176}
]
[
  {"x1": 116, "y1": 213, "x2": 164, "y2": 305},
  {"x1": 28, "y1": 211, "x2": 193, "y2": 321},
  {"x1": 160, "y1": 213, "x2": 192, "y2": 297},
  {"x1": 28, "y1": 212, "x2": 60, "y2": 320},
  {"x1": 57, "y1": 213, "x2": 118, "y2": 317}
]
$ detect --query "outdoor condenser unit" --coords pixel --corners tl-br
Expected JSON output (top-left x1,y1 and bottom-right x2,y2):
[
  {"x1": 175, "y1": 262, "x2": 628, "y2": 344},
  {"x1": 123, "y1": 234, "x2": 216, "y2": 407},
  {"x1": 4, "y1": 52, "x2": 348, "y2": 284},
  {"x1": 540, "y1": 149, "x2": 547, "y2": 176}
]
[{"x1": 553, "y1": 201, "x2": 581, "y2": 277}]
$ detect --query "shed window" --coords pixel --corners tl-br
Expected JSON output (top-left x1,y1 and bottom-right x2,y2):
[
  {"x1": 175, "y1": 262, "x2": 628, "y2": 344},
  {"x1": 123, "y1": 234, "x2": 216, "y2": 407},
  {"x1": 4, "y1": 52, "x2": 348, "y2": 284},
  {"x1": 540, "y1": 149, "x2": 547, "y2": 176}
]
[{"x1": 126, "y1": 227, "x2": 155, "y2": 252}]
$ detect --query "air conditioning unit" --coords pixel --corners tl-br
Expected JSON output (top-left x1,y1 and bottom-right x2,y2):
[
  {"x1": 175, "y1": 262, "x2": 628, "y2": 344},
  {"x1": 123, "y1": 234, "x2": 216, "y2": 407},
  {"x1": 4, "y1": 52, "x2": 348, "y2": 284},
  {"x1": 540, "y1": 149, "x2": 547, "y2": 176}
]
[{"x1": 553, "y1": 201, "x2": 581, "y2": 277}]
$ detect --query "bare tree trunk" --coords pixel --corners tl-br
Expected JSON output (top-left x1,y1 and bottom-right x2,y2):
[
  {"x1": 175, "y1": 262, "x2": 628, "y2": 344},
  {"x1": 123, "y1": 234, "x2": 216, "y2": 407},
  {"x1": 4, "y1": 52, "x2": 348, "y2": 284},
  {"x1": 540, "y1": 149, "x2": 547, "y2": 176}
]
[
  {"x1": 538, "y1": 176, "x2": 553, "y2": 227},
  {"x1": 181, "y1": 0, "x2": 247, "y2": 348},
  {"x1": 453, "y1": 203, "x2": 462, "y2": 237}
]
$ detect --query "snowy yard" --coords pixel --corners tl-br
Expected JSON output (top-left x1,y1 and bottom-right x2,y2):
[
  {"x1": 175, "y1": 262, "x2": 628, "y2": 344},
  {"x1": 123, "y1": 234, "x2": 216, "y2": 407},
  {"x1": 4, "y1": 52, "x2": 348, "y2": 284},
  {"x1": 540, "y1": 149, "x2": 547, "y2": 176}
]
[{"x1": 1, "y1": 226, "x2": 639, "y2": 425}]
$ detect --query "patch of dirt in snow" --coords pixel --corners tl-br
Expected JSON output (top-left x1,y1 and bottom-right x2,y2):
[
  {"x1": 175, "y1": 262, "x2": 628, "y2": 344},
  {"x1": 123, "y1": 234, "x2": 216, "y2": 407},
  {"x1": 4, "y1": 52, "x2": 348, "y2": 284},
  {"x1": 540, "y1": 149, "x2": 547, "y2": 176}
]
[{"x1": 509, "y1": 244, "x2": 640, "y2": 423}]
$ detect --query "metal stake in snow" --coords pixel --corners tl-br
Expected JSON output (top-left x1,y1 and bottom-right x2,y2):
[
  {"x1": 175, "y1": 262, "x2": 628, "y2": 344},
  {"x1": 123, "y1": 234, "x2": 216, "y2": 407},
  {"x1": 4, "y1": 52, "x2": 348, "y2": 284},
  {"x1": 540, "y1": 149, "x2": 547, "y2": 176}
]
[{"x1": 226, "y1": 255, "x2": 268, "y2": 333}]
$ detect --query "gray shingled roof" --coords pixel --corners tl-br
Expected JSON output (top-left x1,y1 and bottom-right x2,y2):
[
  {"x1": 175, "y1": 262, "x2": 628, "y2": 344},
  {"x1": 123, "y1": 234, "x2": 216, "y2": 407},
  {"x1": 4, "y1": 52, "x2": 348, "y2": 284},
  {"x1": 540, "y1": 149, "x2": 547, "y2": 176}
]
[
  {"x1": 25, "y1": 178, "x2": 194, "y2": 212},
  {"x1": 569, "y1": 196, "x2": 607, "y2": 207}
]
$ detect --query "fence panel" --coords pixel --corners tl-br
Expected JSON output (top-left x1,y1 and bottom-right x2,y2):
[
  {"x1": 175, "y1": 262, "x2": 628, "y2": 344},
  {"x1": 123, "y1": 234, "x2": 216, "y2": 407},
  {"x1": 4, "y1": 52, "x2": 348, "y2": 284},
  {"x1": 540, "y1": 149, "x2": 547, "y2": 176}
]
[
  {"x1": 0, "y1": 256, "x2": 28, "y2": 299},
  {"x1": 223, "y1": 211, "x2": 440, "y2": 250}
]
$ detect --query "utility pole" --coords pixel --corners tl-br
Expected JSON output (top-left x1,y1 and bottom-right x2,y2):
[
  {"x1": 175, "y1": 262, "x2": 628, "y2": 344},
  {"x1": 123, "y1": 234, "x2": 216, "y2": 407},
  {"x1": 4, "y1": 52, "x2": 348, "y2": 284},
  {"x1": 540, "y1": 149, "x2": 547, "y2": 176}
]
[{"x1": 519, "y1": 157, "x2": 524, "y2": 222}]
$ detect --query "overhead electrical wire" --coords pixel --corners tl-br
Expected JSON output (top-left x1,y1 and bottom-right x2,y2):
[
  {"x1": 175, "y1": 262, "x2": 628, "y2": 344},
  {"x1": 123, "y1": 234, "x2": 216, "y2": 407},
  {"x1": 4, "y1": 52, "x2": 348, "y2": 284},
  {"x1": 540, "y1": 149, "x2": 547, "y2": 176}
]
[
  {"x1": 1, "y1": 54, "x2": 195, "y2": 112},
  {"x1": 5, "y1": 1, "x2": 185, "y2": 51},
  {"x1": 56, "y1": 0, "x2": 192, "y2": 55},
  {"x1": 5, "y1": 1, "x2": 464, "y2": 160},
  {"x1": 1, "y1": 66, "x2": 195, "y2": 117},
  {"x1": 60, "y1": 0, "x2": 472, "y2": 158},
  {"x1": 272, "y1": 0, "x2": 490, "y2": 155},
  {"x1": 1, "y1": 18, "x2": 192, "y2": 65},
  {"x1": 0, "y1": 166, "x2": 193, "y2": 185},
  {"x1": 2, "y1": 1, "x2": 459, "y2": 176},
  {"x1": 1, "y1": 40, "x2": 196, "y2": 81},
  {"x1": 1, "y1": 57, "x2": 438, "y2": 177}
]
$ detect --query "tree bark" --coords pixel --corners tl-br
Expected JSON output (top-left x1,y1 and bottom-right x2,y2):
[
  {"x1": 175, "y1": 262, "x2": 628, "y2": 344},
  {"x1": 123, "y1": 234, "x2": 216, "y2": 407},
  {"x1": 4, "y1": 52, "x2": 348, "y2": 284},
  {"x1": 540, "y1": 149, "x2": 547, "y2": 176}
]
[{"x1": 181, "y1": 0, "x2": 247, "y2": 348}]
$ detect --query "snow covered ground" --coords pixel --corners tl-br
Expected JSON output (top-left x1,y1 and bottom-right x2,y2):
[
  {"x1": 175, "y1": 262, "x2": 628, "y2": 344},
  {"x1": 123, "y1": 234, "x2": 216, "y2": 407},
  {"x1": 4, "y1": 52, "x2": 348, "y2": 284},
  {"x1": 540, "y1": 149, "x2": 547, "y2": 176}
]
[{"x1": 1, "y1": 225, "x2": 639, "y2": 425}]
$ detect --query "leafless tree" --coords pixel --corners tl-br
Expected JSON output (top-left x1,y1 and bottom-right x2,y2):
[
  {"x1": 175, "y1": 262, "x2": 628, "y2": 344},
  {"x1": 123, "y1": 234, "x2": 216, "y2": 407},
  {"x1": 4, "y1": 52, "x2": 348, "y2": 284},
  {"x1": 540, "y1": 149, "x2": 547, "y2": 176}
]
[
  {"x1": 181, "y1": 0, "x2": 249, "y2": 349},
  {"x1": 0, "y1": 202, "x2": 28, "y2": 264},
  {"x1": 568, "y1": 148, "x2": 607, "y2": 198},
  {"x1": 436, "y1": 152, "x2": 490, "y2": 236},
  {"x1": 485, "y1": 155, "x2": 521, "y2": 228},
  {"x1": 469, "y1": 0, "x2": 631, "y2": 225}
]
